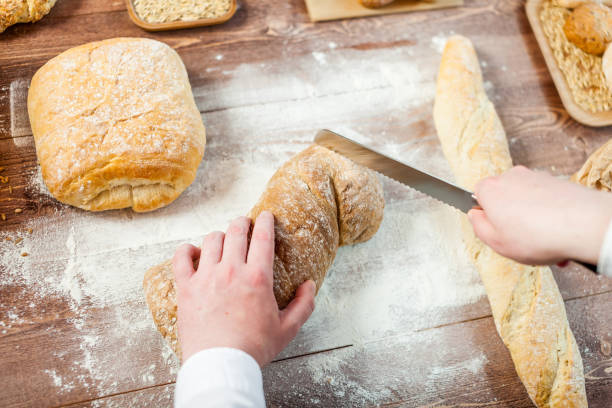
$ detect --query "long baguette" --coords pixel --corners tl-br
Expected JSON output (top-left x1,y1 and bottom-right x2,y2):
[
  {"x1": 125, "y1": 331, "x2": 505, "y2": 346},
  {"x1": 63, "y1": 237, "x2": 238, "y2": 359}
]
[{"x1": 433, "y1": 35, "x2": 587, "y2": 407}]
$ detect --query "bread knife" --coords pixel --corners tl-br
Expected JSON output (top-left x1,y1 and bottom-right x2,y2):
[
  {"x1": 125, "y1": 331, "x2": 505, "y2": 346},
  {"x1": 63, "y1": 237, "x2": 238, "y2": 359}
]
[
  {"x1": 314, "y1": 129, "x2": 478, "y2": 213},
  {"x1": 314, "y1": 129, "x2": 599, "y2": 274}
]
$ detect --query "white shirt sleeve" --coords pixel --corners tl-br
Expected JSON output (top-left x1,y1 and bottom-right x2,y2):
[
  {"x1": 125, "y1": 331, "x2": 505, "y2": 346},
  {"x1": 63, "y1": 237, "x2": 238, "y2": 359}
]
[
  {"x1": 174, "y1": 347, "x2": 265, "y2": 408},
  {"x1": 598, "y1": 218, "x2": 612, "y2": 278}
]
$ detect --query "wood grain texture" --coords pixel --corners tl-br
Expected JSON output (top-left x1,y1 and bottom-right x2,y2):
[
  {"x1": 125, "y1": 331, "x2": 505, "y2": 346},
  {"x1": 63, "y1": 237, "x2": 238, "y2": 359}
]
[{"x1": 0, "y1": 0, "x2": 611, "y2": 407}]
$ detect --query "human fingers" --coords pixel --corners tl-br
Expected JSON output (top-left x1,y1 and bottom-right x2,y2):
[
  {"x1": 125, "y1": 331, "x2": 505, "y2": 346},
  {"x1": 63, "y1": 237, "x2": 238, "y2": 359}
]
[
  {"x1": 199, "y1": 231, "x2": 225, "y2": 269},
  {"x1": 247, "y1": 211, "x2": 275, "y2": 274},
  {"x1": 221, "y1": 216, "x2": 251, "y2": 264},
  {"x1": 279, "y1": 280, "x2": 316, "y2": 344},
  {"x1": 172, "y1": 243, "x2": 201, "y2": 286}
]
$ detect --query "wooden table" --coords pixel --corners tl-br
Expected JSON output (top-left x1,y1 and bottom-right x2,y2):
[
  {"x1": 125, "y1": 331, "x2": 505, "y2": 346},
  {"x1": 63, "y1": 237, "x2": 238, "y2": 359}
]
[{"x1": 1, "y1": 1, "x2": 611, "y2": 407}]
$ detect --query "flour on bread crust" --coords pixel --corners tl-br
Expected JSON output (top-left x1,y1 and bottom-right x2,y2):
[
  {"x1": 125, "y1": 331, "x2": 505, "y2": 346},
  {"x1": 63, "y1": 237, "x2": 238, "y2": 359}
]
[
  {"x1": 143, "y1": 145, "x2": 385, "y2": 357},
  {"x1": 28, "y1": 37, "x2": 206, "y2": 212}
]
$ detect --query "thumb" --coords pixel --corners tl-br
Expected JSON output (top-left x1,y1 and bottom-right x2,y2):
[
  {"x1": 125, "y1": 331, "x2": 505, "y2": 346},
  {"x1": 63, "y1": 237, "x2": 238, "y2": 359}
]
[
  {"x1": 279, "y1": 280, "x2": 316, "y2": 344},
  {"x1": 467, "y1": 209, "x2": 498, "y2": 248}
]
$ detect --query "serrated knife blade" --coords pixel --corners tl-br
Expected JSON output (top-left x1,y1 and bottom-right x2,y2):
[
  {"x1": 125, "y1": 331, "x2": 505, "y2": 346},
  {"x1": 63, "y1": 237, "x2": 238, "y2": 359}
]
[{"x1": 314, "y1": 129, "x2": 479, "y2": 213}]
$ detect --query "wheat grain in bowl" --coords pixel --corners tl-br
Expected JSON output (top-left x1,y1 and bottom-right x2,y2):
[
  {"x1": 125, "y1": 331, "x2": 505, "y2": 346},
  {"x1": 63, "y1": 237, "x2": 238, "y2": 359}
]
[
  {"x1": 132, "y1": 0, "x2": 232, "y2": 23},
  {"x1": 541, "y1": 0, "x2": 612, "y2": 113}
]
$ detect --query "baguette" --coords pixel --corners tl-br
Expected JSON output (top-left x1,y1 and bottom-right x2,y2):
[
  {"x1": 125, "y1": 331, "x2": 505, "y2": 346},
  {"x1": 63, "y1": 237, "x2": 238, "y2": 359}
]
[
  {"x1": 433, "y1": 35, "x2": 587, "y2": 407},
  {"x1": 143, "y1": 145, "x2": 385, "y2": 356}
]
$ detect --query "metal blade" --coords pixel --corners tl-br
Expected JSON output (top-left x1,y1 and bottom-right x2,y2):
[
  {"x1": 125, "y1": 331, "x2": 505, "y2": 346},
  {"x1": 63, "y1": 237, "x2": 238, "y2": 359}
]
[{"x1": 314, "y1": 129, "x2": 478, "y2": 213}]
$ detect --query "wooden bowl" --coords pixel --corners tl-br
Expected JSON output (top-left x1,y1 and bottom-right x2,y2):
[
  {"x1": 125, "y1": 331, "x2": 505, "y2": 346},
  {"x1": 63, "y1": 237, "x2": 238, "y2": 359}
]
[
  {"x1": 526, "y1": 0, "x2": 612, "y2": 127},
  {"x1": 126, "y1": 0, "x2": 237, "y2": 31}
]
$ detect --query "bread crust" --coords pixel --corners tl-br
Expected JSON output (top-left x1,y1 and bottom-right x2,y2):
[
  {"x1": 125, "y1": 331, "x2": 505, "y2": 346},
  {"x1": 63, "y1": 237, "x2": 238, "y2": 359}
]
[
  {"x1": 603, "y1": 44, "x2": 612, "y2": 90},
  {"x1": 360, "y1": 0, "x2": 396, "y2": 8},
  {"x1": 0, "y1": 0, "x2": 56, "y2": 33},
  {"x1": 434, "y1": 35, "x2": 587, "y2": 407},
  {"x1": 563, "y1": 3, "x2": 612, "y2": 56},
  {"x1": 572, "y1": 138, "x2": 612, "y2": 191},
  {"x1": 27, "y1": 38, "x2": 206, "y2": 212},
  {"x1": 554, "y1": 0, "x2": 612, "y2": 8},
  {"x1": 143, "y1": 145, "x2": 384, "y2": 356}
]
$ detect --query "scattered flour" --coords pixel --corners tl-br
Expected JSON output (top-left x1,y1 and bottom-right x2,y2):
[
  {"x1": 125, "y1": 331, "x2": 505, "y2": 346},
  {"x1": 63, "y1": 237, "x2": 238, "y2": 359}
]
[
  {"x1": 2, "y1": 39, "x2": 487, "y2": 404},
  {"x1": 430, "y1": 32, "x2": 455, "y2": 54}
]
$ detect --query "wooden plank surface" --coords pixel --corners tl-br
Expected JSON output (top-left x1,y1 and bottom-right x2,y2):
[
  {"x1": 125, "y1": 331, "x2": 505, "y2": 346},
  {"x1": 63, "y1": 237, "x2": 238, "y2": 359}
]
[{"x1": 0, "y1": 0, "x2": 611, "y2": 407}]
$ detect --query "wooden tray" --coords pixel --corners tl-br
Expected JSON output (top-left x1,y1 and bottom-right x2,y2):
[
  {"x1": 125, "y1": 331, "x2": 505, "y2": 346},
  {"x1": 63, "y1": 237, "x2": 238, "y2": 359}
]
[
  {"x1": 304, "y1": 0, "x2": 463, "y2": 22},
  {"x1": 126, "y1": 0, "x2": 237, "y2": 31},
  {"x1": 526, "y1": 0, "x2": 612, "y2": 127}
]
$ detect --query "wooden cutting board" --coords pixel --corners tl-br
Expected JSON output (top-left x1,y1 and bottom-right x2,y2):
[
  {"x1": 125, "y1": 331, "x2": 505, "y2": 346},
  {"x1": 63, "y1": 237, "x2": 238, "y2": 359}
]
[
  {"x1": 526, "y1": 0, "x2": 612, "y2": 127},
  {"x1": 304, "y1": 0, "x2": 463, "y2": 22}
]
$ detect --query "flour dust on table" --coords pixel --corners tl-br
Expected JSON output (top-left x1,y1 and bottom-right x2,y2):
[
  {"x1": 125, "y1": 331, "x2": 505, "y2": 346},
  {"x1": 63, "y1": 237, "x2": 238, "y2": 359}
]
[{"x1": 1, "y1": 40, "x2": 487, "y2": 397}]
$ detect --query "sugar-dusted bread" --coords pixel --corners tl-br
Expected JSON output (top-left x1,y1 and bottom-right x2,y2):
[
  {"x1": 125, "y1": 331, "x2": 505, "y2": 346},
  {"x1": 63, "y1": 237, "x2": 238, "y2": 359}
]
[
  {"x1": 143, "y1": 145, "x2": 385, "y2": 356},
  {"x1": 434, "y1": 35, "x2": 587, "y2": 407},
  {"x1": 28, "y1": 37, "x2": 206, "y2": 212},
  {"x1": 572, "y1": 138, "x2": 612, "y2": 191},
  {"x1": 0, "y1": 0, "x2": 56, "y2": 33}
]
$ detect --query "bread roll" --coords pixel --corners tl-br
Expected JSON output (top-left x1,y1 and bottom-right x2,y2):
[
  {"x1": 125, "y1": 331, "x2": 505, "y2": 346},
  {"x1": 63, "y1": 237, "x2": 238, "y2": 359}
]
[
  {"x1": 434, "y1": 35, "x2": 587, "y2": 407},
  {"x1": 28, "y1": 38, "x2": 206, "y2": 212},
  {"x1": 360, "y1": 0, "x2": 396, "y2": 8},
  {"x1": 603, "y1": 44, "x2": 612, "y2": 90},
  {"x1": 0, "y1": 0, "x2": 56, "y2": 33},
  {"x1": 572, "y1": 138, "x2": 612, "y2": 191},
  {"x1": 563, "y1": 3, "x2": 612, "y2": 55},
  {"x1": 143, "y1": 145, "x2": 385, "y2": 356},
  {"x1": 554, "y1": 0, "x2": 612, "y2": 8}
]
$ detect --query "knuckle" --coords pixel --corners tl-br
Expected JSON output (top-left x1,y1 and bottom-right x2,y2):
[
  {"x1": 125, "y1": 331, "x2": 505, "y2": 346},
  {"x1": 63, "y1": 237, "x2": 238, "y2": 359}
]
[
  {"x1": 514, "y1": 165, "x2": 528, "y2": 173},
  {"x1": 287, "y1": 321, "x2": 300, "y2": 337},
  {"x1": 174, "y1": 243, "x2": 191, "y2": 257},
  {"x1": 227, "y1": 223, "x2": 248, "y2": 236},
  {"x1": 252, "y1": 228, "x2": 272, "y2": 242},
  {"x1": 306, "y1": 297, "x2": 316, "y2": 314},
  {"x1": 206, "y1": 231, "x2": 224, "y2": 241},
  {"x1": 250, "y1": 267, "x2": 267, "y2": 281}
]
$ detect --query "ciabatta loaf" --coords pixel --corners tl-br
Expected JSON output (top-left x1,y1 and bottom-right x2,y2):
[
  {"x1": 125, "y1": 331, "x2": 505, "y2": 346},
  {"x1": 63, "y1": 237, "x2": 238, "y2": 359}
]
[
  {"x1": 143, "y1": 145, "x2": 384, "y2": 356},
  {"x1": 433, "y1": 35, "x2": 587, "y2": 407},
  {"x1": 28, "y1": 38, "x2": 206, "y2": 212}
]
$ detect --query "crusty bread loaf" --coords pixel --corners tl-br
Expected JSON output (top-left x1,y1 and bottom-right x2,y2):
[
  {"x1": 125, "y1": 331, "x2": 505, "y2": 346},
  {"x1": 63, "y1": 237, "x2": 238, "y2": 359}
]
[
  {"x1": 143, "y1": 145, "x2": 385, "y2": 356},
  {"x1": 563, "y1": 3, "x2": 612, "y2": 55},
  {"x1": 28, "y1": 38, "x2": 206, "y2": 212},
  {"x1": 360, "y1": 0, "x2": 396, "y2": 8},
  {"x1": 572, "y1": 138, "x2": 612, "y2": 191},
  {"x1": 0, "y1": 0, "x2": 56, "y2": 33},
  {"x1": 434, "y1": 35, "x2": 587, "y2": 407}
]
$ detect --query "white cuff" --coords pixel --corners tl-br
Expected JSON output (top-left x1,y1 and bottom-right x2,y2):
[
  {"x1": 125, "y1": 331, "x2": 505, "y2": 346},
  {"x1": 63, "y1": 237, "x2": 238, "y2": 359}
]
[
  {"x1": 598, "y1": 218, "x2": 612, "y2": 277},
  {"x1": 174, "y1": 347, "x2": 265, "y2": 408}
]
